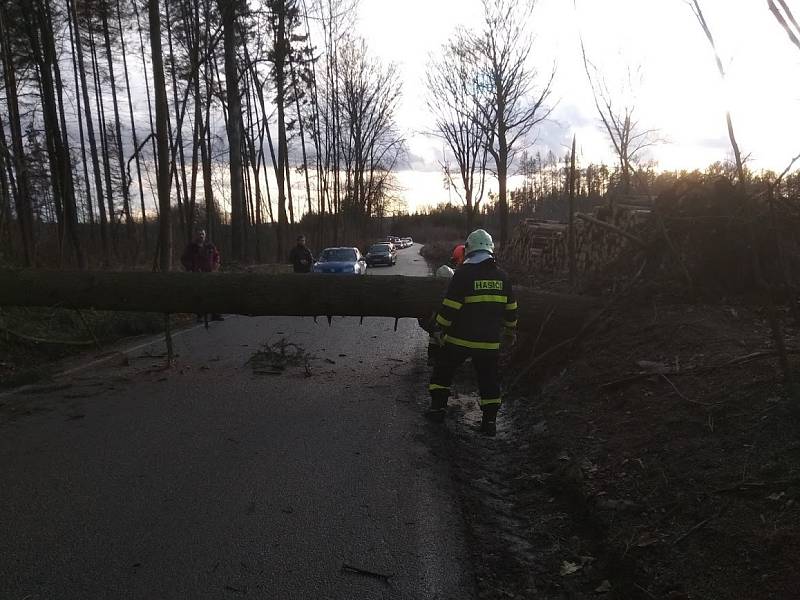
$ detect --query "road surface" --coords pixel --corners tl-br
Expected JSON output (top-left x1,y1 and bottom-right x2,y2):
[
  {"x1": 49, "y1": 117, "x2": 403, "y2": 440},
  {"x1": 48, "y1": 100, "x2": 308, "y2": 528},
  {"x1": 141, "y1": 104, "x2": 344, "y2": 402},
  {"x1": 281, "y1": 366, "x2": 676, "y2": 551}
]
[{"x1": 0, "y1": 244, "x2": 476, "y2": 599}]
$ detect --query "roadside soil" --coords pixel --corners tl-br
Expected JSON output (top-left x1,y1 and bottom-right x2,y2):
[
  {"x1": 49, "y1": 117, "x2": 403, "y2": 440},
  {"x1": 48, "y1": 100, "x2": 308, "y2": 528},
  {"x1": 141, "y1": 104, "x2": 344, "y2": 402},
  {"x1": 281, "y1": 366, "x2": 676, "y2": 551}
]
[
  {"x1": 0, "y1": 308, "x2": 188, "y2": 389},
  {"x1": 436, "y1": 293, "x2": 800, "y2": 599}
]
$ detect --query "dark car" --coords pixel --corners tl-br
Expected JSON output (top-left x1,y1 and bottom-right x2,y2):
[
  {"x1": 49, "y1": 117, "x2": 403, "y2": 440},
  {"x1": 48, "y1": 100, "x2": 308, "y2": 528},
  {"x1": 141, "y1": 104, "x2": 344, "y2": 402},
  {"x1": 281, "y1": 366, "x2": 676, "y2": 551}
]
[
  {"x1": 312, "y1": 247, "x2": 367, "y2": 274},
  {"x1": 365, "y1": 243, "x2": 396, "y2": 267}
]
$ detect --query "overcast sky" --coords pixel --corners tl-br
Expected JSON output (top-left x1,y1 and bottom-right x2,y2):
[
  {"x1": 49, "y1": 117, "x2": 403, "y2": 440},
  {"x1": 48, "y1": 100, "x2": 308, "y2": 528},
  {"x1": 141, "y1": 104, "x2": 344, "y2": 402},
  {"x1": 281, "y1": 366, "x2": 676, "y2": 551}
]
[{"x1": 353, "y1": 0, "x2": 800, "y2": 210}]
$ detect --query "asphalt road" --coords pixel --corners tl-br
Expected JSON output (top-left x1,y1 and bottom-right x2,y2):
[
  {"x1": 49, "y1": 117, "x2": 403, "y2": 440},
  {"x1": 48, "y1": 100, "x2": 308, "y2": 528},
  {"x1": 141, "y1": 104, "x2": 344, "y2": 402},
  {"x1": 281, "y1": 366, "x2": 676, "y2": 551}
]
[{"x1": 0, "y1": 244, "x2": 476, "y2": 599}]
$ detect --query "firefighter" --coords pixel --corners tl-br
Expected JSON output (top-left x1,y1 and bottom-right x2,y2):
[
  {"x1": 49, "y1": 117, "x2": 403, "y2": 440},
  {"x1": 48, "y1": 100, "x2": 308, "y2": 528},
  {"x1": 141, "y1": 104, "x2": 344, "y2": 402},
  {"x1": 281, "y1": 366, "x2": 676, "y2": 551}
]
[
  {"x1": 425, "y1": 265, "x2": 456, "y2": 365},
  {"x1": 426, "y1": 229, "x2": 518, "y2": 436},
  {"x1": 450, "y1": 243, "x2": 466, "y2": 267}
]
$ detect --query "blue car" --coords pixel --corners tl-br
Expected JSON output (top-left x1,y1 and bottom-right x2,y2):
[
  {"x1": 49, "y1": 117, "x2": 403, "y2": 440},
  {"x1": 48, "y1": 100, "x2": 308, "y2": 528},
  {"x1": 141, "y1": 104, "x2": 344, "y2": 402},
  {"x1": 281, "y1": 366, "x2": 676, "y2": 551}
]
[{"x1": 312, "y1": 247, "x2": 367, "y2": 274}]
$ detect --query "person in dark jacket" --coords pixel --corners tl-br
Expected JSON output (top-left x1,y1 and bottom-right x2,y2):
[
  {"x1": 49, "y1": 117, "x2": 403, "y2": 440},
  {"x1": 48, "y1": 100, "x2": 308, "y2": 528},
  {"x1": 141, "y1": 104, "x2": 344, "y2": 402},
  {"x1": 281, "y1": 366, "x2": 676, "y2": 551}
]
[
  {"x1": 289, "y1": 235, "x2": 314, "y2": 273},
  {"x1": 426, "y1": 229, "x2": 518, "y2": 436},
  {"x1": 181, "y1": 228, "x2": 223, "y2": 322}
]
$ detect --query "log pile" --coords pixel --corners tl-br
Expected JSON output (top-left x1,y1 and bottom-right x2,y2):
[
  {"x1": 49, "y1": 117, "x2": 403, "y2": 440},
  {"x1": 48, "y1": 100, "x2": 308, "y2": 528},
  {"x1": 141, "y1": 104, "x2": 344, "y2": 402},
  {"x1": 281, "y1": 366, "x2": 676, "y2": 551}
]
[
  {"x1": 502, "y1": 200, "x2": 652, "y2": 277},
  {"x1": 503, "y1": 181, "x2": 800, "y2": 294}
]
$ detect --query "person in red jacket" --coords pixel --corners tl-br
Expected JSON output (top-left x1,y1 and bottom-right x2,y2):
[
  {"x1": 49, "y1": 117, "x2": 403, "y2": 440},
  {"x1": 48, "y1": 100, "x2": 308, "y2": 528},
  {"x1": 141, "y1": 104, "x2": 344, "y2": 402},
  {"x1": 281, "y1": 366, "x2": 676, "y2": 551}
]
[
  {"x1": 181, "y1": 228, "x2": 223, "y2": 322},
  {"x1": 451, "y1": 243, "x2": 466, "y2": 267}
]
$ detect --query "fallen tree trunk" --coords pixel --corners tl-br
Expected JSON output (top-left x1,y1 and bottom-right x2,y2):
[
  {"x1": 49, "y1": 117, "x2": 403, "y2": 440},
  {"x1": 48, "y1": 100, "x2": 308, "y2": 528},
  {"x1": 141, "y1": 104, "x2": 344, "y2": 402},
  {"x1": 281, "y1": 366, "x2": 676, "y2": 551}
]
[{"x1": 0, "y1": 270, "x2": 599, "y2": 338}]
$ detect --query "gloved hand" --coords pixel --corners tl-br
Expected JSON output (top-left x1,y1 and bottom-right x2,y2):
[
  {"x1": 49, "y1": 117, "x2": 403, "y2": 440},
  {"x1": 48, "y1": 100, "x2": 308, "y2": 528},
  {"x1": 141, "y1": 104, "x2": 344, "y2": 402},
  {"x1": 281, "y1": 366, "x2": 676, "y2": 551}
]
[{"x1": 503, "y1": 328, "x2": 517, "y2": 348}]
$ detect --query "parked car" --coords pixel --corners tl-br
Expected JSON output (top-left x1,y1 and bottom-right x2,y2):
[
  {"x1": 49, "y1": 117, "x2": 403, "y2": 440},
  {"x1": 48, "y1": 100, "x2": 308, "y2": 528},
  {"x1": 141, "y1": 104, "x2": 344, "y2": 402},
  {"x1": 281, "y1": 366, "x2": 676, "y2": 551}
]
[
  {"x1": 402, "y1": 237, "x2": 413, "y2": 247},
  {"x1": 387, "y1": 236, "x2": 403, "y2": 249},
  {"x1": 365, "y1": 243, "x2": 396, "y2": 267},
  {"x1": 312, "y1": 247, "x2": 367, "y2": 274},
  {"x1": 377, "y1": 238, "x2": 397, "y2": 252}
]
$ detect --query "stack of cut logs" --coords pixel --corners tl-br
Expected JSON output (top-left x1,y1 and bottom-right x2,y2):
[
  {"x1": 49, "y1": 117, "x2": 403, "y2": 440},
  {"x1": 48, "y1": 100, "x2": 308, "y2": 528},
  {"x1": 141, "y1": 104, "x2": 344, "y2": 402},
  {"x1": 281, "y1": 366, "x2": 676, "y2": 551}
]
[{"x1": 503, "y1": 199, "x2": 652, "y2": 276}]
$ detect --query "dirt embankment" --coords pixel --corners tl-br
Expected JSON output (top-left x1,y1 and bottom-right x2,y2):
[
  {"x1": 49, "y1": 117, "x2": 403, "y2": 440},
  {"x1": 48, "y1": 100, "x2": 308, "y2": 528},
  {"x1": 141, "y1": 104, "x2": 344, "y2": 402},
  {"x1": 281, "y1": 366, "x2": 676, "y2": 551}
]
[
  {"x1": 0, "y1": 308, "x2": 184, "y2": 389},
  {"x1": 440, "y1": 296, "x2": 799, "y2": 599}
]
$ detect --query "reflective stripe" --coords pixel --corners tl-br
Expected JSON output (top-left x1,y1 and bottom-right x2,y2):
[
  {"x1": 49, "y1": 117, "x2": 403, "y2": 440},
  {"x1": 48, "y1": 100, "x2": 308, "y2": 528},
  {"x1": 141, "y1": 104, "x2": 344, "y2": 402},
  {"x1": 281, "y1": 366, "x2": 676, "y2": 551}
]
[
  {"x1": 480, "y1": 397, "x2": 502, "y2": 406},
  {"x1": 505, "y1": 301, "x2": 518, "y2": 310},
  {"x1": 503, "y1": 320, "x2": 518, "y2": 328},
  {"x1": 442, "y1": 298, "x2": 463, "y2": 310},
  {"x1": 444, "y1": 335, "x2": 500, "y2": 350},
  {"x1": 429, "y1": 384, "x2": 450, "y2": 391},
  {"x1": 464, "y1": 294, "x2": 508, "y2": 304},
  {"x1": 435, "y1": 314, "x2": 452, "y2": 327}
]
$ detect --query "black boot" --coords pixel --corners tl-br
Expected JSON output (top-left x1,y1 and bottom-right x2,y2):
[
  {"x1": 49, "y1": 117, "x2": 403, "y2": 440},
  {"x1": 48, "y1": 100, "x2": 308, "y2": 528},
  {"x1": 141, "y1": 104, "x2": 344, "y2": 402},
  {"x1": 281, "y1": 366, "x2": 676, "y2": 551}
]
[
  {"x1": 480, "y1": 404, "x2": 499, "y2": 436},
  {"x1": 424, "y1": 393, "x2": 447, "y2": 423}
]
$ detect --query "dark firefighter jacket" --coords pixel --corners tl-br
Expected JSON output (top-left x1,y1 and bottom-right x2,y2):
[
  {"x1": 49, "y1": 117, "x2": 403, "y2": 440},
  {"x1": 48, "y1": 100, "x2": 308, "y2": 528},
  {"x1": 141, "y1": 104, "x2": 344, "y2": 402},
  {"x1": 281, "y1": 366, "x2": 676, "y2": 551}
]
[{"x1": 434, "y1": 258, "x2": 518, "y2": 351}]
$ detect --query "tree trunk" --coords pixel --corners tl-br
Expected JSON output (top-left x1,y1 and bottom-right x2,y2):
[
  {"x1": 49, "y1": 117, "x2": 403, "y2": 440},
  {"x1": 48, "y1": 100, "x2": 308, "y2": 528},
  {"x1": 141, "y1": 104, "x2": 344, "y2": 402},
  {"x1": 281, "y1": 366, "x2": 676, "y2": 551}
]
[
  {"x1": 0, "y1": 270, "x2": 598, "y2": 340},
  {"x1": 70, "y1": 0, "x2": 109, "y2": 263},
  {"x1": 89, "y1": 26, "x2": 117, "y2": 247},
  {"x1": 133, "y1": 0, "x2": 159, "y2": 216},
  {"x1": 200, "y1": 92, "x2": 215, "y2": 238},
  {"x1": 218, "y1": 0, "x2": 245, "y2": 261},
  {"x1": 0, "y1": 4, "x2": 35, "y2": 266},
  {"x1": 101, "y1": 2, "x2": 133, "y2": 240},
  {"x1": 290, "y1": 58, "x2": 313, "y2": 218},
  {"x1": 67, "y1": 4, "x2": 95, "y2": 238},
  {"x1": 0, "y1": 114, "x2": 12, "y2": 254},
  {"x1": 165, "y1": 0, "x2": 191, "y2": 239},
  {"x1": 497, "y1": 128, "x2": 509, "y2": 245},
  {"x1": 568, "y1": 135, "x2": 576, "y2": 288},
  {"x1": 243, "y1": 76, "x2": 264, "y2": 262},
  {"x1": 117, "y1": 0, "x2": 147, "y2": 256},
  {"x1": 31, "y1": 0, "x2": 85, "y2": 268},
  {"x1": 273, "y1": 5, "x2": 290, "y2": 260},
  {"x1": 150, "y1": 0, "x2": 172, "y2": 272}
]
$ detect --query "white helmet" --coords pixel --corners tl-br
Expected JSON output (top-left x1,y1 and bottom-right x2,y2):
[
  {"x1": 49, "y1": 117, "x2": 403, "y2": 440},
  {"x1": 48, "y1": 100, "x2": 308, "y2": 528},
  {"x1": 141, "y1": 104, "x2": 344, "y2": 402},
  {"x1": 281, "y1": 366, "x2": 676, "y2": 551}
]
[
  {"x1": 435, "y1": 265, "x2": 455, "y2": 279},
  {"x1": 465, "y1": 229, "x2": 494, "y2": 255}
]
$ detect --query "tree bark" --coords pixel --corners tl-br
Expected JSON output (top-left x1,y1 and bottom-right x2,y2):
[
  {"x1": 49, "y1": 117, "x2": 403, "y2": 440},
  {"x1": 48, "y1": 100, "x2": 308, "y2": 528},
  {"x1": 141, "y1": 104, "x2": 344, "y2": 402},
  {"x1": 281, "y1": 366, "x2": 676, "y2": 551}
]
[
  {"x1": 70, "y1": 0, "x2": 109, "y2": 263},
  {"x1": 218, "y1": 0, "x2": 245, "y2": 260},
  {"x1": 0, "y1": 114, "x2": 12, "y2": 252},
  {"x1": 31, "y1": 0, "x2": 85, "y2": 268},
  {"x1": 133, "y1": 0, "x2": 159, "y2": 215},
  {"x1": 0, "y1": 3, "x2": 35, "y2": 266},
  {"x1": 0, "y1": 270, "x2": 597, "y2": 339},
  {"x1": 272, "y1": 3, "x2": 291, "y2": 259},
  {"x1": 67, "y1": 4, "x2": 95, "y2": 236},
  {"x1": 89, "y1": 26, "x2": 117, "y2": 247},
  {"x1": 165, "y1": 0, "x2": 191, "y2": 240},
  {"x1": 568, "y1": 135, "x2": 576, "y2": 288},
  {"x1": 117, "y1": 0, "x2": 147, "y2": 256},
  {"x1": 101, "y1": 1, "x2": 133, "y2": 238},
  {"x1": 150, "y1": 0, "x2": 172, "y2": 272}
]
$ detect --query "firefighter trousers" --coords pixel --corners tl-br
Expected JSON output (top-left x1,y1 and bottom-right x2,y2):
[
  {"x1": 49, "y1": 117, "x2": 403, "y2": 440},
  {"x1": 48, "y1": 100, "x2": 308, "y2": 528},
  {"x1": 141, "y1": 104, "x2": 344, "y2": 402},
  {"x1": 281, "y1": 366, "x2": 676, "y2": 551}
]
[{"x1": 428, "y1": 344, "x2": 501, "y2": 410}]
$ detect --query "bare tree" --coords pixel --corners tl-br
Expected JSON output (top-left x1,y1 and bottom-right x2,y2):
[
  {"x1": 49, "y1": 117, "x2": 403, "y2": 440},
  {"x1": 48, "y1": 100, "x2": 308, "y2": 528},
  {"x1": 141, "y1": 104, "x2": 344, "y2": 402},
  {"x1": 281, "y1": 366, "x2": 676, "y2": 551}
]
[
  {"x1": 150, "y1": 0, "x2": 173, "y2": 271},
  {"x1": 579, "y1": 41, "x2": 659, "y2": 203},
  {"x1": 469, "y1": 0, "x2": 554, "y2": 245},
  {"x1": 687, "y1": 0, "x2": 746, "y2": 190},
  {"x1": 27, "y1": 0, "x2": 86, "y2": 267},
  {"x1": 217, "y1": 0, "x2": 246, "y2": 260},
  {"x1": 0, "y1": 1, "x2": 35, "y2": 266},
  {"x1": 336, "y1": 37, "x2": 404, "y2": 231},
  {"x1": 426, "y1": 32, "x2": 489, "y2": 234},
  {"x1": 767, "y1": 0, "x2": 800, "y2": 52},
  {"x1": 99, "y1": 0, "x2": 133, "y2": 239},
  {"x1": 117, "y1": 0, "x2": 148, "y2": 255},
  {"x1": 70, "y1": 0, "x2": 110, "y2": 262}
]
